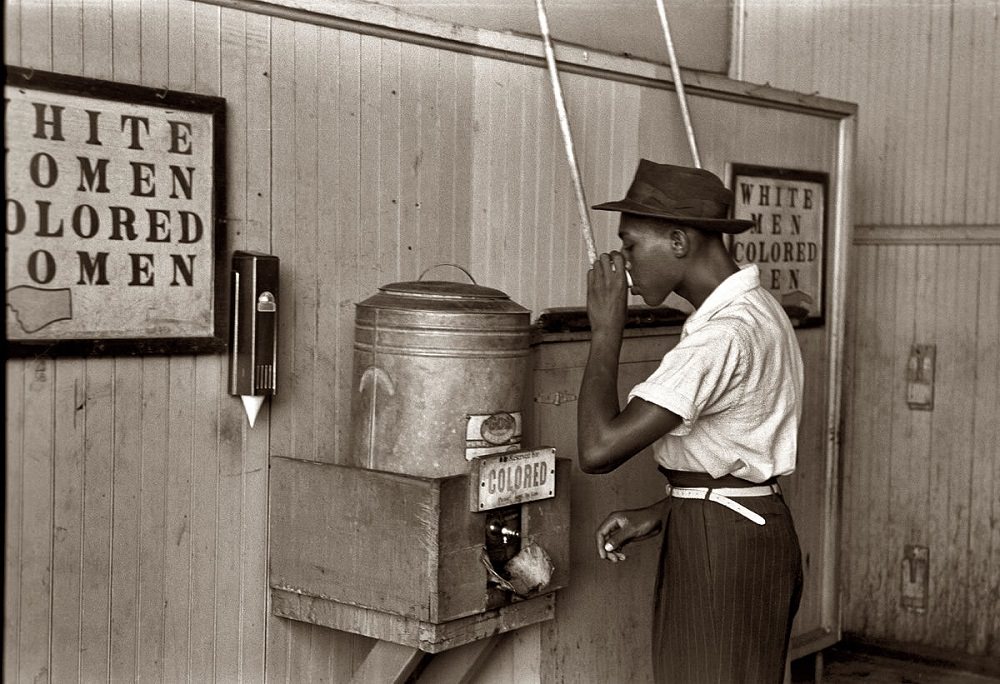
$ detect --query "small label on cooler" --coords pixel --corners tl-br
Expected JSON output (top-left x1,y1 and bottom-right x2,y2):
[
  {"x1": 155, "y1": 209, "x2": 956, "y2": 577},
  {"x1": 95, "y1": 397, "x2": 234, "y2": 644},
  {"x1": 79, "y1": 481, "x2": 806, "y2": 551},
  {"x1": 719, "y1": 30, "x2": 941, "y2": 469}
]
[{"x1": 465, "y1": 411, "x2": 522, "y2": 460}]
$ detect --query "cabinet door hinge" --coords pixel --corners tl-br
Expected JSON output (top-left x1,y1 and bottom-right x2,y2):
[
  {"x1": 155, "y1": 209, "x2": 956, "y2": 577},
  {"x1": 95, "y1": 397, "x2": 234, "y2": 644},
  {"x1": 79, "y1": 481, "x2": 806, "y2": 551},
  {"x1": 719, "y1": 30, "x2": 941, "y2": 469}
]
[{"x1": 534, "y1": 391, "x2": 577, "y2": 406}]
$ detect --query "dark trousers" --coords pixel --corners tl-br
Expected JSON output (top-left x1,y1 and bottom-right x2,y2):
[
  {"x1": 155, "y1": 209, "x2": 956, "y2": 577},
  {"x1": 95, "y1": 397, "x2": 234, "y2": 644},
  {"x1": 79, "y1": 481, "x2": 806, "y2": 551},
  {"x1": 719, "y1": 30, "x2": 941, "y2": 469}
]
[{"x1": 652, "y1": 471, "x2": 803, "y2": 684}]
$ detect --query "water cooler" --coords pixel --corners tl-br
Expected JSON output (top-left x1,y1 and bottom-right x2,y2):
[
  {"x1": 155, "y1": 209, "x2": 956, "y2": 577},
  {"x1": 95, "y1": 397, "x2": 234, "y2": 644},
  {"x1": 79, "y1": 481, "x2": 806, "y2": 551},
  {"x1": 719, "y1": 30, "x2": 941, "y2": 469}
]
[{"x1": 268, "y1": 274, "x2": 570, "y2": 654}]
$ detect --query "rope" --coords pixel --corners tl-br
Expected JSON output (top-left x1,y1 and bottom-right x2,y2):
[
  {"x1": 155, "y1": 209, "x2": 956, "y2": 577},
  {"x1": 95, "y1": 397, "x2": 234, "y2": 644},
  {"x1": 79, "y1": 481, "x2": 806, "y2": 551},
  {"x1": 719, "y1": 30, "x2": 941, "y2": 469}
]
[
  {"x1": 654, "y1": 0, "x2": 701, "y2": 168},
  {"x1": 534, "y1": 0, "x2": 702, "y2": 266},
  {"x1": 533, "y1": 0, "x2": 598, "y2": 265}
]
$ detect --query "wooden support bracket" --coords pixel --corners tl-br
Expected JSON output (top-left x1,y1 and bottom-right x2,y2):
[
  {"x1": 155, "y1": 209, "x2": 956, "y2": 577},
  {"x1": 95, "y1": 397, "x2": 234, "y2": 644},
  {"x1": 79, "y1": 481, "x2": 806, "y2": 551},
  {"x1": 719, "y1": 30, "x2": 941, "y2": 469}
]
[
  {"x1": 349, "y1": 640, "x2": 424, "y2": 684},
  {"x1": 415, "y1": 635, "x2": 505, "y2": 683},
  {"x1": 348, "y1": 634, "x2": 505, "y2": 684}
]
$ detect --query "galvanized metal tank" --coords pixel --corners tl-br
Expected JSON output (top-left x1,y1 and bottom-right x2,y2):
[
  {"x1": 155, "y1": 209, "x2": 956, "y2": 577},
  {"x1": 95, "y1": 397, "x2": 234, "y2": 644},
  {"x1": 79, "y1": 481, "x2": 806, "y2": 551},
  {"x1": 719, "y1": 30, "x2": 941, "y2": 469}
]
[{"x1": 350, "y1": 276, "x2": 532, "y2": 478}]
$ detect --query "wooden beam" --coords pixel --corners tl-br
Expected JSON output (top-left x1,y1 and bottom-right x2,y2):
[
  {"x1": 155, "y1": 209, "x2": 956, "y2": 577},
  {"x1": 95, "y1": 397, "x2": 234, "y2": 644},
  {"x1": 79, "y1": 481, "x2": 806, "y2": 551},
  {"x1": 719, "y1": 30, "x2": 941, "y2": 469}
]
[
  {"x1": 271, "y1": 589, "x2": 555, "y2": 653},
  {"x1": 349, "y1": 640, "x2": 423, "y2": 684},
  {"x1": 415, "y1": 635, "x2": 505, "y2": 683}
]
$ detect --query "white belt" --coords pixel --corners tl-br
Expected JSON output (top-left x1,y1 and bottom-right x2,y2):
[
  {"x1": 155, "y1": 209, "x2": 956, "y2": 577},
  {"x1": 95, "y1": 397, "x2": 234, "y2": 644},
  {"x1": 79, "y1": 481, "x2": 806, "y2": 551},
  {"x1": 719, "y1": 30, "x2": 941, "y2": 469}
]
[{"x1": 667, "y1": 484, "x2": 779, "y2": 526}]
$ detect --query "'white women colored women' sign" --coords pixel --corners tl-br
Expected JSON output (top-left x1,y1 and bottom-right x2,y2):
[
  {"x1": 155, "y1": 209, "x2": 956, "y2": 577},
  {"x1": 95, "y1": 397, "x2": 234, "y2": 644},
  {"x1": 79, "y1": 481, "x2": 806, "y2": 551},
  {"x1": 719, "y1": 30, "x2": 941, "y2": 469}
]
[{"x1": 5, "y1": 74, "x2": 221, "y2": 343}]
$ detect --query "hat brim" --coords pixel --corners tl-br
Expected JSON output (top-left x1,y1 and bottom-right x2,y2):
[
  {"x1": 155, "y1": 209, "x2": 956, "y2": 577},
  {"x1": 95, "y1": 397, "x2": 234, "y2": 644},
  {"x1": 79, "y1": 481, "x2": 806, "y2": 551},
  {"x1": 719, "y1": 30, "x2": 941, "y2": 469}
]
[{"x1": 592, "y1": 199, "x2": 755, "y2": 234}]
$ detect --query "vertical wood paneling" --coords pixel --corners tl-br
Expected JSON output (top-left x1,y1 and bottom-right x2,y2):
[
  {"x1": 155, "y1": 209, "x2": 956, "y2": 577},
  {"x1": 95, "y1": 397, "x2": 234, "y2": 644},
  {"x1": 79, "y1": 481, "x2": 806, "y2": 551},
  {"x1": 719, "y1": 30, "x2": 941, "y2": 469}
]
[
  {"x1": 14, "y1": 3, "x2": 56, "y2": 681},
  {"x1": 331, "y1": 29, "x2": 362, "y2": 460},
  {"x1": 990, "y1": 8, "x2": 1000, "y2": 225},
  {"x1": 970, "y1": 245, "x2": 1000, "y2": 653},
  {"x1": 263, "y1": 18, "x2": 375, "y2": 682},
  {"x1": 189, "y1": 356, "x2": 220, "y2": 680},
  {"x1": 4, "y1": 0, "x2": 21, "y2": 65},
  {"x1": 108, "y1": 359, "x2": 140, "y2": 682},
  {"x1": 892, "y1": 4, "x2": 915, "y2": 224},
  {"x1": 965, "y1": 0, "x2": 999, "y2": 225},
  {"x1": 291, "y1": 20, "x2": 320, "y2": 459},
  {"x1": 911, "y1": 244, "x2": 938, "y2": 635},
  {"x1": 397, "y1": 42, "x2": 420, "y2": 281},
  {"x1": 906, "y1": 5, "x2": 932, "y2": 226},
  {"x1": 449, "y1": 51, "x2": 475, "y2": 270},
  {"x1": 885, "y1": 246, "x2": 919, "y2": 643},
  {"x1": 8, "y1": 1, "x2": 267, "y2": 682},
  {"x1": 314, "y1": 26, "x2": 342, "y2": 459},
  {"x1": 944, "y1": 2, "x2": 975, "y2": 225},
  {"x1": 140, "y1": 0, "x2": 168, "y2": 86},
  {"x1": 870, "y1": 245, "x2": 896, "y2": 634},
  {"x1": 216, "y1": 184, "x2": 249, "y2": 684},
  {"x1": 23, "y1": 361, "x2": 56, "y2": 684},
  {"x1": 836, "y1": 189, "x2": 1000, "y2": 655},
  {"x1": 929, "y1": 246, "x2": 978, "y2": 649},
  {"x1": 378, "y1": 40, "x2": 402, "y2": 282},
  {"x1": 51, "y1": 360, "x2": 85, "y2": 683},
  {"x1": 744, "y1": 0, "x2": 1000, "y2": 659},
  {"x1": 137, "y1": 358, "x2": 169, "y2": 682},
  {"x1": 111, "y1": 0, "x2": 140, "y2": 81},
  {"x1": 82, "y1": 0, "x2": 112, "y2": 79},
  {"x1": 108, "y1": 10, "x2": 144, "y2": 681},
  {"x1": 745, "y1": 0, "x2": 1000, "y2": 229},
  {"x1": 269, "y1": 16, "x2": 297, "y2": 463},
  {"x1": 163, "y1": 357, "x2": 194, "y2": 682},
  {"x1": 219, "y1": 20, "x2": 252, "y2": 675},
  {"x1": 51, "y1": 0, "x2": 82, "y2": 75},
  {"x1": 45, "y1": 2, "x2": 86, "y2": 680},
  {"x1": 845, "y1": 245, "x2": 881, "y2": 634},
  {"x1": 4, "y1": 360, "x2": 25, "y2": 683},
  {"x1": 838, "y1": 249, "x2": 861, "y2": 628},
  {"x1": 880, "y1": 3, "x2": 906, "y2": 227},
  {"x1": 786, "y1": 327, "x2": 830, "y2": 634},
  {"x1": 79, "y1": 360, "x2": 115, "y2": 682},
  {"x1": 238, "y1": 10, "x2": 272, "y2": 680}
]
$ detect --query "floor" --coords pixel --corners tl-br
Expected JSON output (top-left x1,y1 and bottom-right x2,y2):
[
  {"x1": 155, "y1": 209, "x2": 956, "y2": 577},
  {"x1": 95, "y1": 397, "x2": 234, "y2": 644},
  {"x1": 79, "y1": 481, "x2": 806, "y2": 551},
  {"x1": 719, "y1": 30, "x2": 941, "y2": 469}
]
[{"x1": 793, "y1": 648, "x2": 1000, "y2": 684}]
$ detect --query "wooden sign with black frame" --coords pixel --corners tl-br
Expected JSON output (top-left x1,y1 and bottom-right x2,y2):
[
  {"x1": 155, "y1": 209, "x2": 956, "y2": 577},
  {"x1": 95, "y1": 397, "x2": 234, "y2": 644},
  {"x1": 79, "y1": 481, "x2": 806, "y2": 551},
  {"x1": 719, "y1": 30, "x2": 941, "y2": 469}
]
[{"x1": 5, "y1": 67, "x2": 227, "y2": 356}]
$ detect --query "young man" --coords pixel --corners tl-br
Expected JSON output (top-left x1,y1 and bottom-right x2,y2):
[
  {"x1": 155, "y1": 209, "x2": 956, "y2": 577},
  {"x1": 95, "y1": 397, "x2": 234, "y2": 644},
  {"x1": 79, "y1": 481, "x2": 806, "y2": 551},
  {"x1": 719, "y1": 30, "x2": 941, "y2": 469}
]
[{"x1": 578, "y1": 160, "x2": 804, "y2": 683}]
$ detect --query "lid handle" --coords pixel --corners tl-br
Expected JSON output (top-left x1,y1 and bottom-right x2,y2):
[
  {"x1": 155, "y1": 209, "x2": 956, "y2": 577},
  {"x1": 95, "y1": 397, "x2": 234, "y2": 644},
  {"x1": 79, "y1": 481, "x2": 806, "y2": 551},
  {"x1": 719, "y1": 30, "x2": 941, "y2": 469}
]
[{"x1": 418, "y1": 263, "x2": 478, "y2": 284}]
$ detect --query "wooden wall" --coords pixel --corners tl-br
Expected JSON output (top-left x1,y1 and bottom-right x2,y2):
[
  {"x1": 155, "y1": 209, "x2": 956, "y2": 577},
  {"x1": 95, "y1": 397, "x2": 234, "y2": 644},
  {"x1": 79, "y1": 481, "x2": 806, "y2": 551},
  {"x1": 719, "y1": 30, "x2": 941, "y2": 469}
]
[
  {"x1": 740, "y1": 0, "x2": 1000, "y2": 658},
  {"x1": 4, "y1": 2, "x2": 271, "y2": 682},
  {"x1": 5, "y1": 0, "x2": 850, "y2": 681}
]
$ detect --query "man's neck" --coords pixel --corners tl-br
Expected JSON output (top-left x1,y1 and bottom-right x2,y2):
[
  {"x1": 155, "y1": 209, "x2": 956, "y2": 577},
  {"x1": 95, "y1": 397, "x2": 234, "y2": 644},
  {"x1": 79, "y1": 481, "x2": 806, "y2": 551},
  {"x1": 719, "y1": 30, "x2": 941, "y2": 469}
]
[{"x1": 675, "y1": 250, "x2": 740, "y2": 308}]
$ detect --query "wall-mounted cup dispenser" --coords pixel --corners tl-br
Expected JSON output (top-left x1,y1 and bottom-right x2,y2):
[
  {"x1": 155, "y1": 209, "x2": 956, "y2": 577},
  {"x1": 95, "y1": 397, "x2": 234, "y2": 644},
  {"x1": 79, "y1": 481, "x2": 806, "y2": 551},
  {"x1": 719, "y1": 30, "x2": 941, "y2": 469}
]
[{"x1": 228, "y1": 250, "x2": 279, "y2": 427}]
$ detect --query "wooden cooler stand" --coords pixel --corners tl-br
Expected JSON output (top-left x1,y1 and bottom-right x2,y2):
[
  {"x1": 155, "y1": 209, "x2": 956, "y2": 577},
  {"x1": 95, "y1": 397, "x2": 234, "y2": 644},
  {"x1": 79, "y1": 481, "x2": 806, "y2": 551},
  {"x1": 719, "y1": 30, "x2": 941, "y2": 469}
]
[{"x1": 268, "y1": 454, "x2": 571, "y2": 673}]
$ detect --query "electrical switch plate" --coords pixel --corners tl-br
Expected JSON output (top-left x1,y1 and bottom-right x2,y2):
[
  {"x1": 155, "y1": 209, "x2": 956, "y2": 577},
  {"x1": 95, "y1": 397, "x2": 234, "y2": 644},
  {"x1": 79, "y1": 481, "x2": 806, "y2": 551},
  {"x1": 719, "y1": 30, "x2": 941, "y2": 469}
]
[
  {"x1": 906, "y1": 344, "x2": 935, "y2": 410},
  {"x1": 901, "y1": 545, "x2": 929, "y2": 612}
]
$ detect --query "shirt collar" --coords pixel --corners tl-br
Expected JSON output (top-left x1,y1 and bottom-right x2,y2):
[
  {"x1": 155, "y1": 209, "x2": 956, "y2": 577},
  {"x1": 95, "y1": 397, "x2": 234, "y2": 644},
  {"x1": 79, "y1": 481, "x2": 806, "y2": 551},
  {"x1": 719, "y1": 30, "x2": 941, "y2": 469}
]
[{"x1": 682, "y1": 264, "x2": 760, "y2": 335}]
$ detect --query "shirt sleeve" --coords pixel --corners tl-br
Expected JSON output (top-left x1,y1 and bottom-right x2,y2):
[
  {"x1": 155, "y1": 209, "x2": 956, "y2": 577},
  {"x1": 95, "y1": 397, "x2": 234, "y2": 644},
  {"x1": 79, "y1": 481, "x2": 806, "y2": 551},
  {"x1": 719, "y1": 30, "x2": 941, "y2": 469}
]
[{"x1": 627, "y1": 321, "x2": 745, "y2": 436}]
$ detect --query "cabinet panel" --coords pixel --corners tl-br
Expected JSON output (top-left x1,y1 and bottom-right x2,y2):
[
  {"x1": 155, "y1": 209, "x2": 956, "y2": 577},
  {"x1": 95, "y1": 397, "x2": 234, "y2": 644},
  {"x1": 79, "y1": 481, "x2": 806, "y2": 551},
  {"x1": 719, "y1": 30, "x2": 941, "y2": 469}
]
[{"x1": 528, "y1": 325, "x2": 839, "y2": 681}]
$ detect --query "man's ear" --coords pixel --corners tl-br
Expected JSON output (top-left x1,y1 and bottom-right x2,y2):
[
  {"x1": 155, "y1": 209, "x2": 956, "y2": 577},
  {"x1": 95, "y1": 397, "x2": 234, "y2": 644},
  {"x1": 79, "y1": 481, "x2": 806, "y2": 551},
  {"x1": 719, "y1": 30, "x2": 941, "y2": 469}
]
[{"x1": 668, "y1": 227, "x2": 690, "y2": 258}]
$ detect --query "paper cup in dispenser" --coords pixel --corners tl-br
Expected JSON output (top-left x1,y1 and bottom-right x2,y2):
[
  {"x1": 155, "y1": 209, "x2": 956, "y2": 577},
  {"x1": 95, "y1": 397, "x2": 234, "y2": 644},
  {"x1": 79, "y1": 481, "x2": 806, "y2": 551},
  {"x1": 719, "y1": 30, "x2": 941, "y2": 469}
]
[{"x1": 351, "y1": 272, "x2": 532, "y2": 478}]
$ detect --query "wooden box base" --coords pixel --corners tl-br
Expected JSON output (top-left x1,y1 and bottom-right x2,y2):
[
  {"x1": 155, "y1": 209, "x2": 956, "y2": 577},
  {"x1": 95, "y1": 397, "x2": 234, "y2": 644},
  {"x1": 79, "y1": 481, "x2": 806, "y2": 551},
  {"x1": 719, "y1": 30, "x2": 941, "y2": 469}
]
[
  {"x1": 272, "y1": 589, "x2": 555, "y2": 653},
  {"x1": 269, "y1": 457, "x2": 570, "y2": 651}
]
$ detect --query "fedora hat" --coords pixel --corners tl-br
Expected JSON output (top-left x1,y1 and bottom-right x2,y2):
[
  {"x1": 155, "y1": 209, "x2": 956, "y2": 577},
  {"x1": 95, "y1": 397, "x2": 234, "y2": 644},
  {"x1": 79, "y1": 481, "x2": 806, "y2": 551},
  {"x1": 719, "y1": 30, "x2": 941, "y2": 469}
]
[{"x1": 592, "y1": 159, "x2": 754, "y2": 234}]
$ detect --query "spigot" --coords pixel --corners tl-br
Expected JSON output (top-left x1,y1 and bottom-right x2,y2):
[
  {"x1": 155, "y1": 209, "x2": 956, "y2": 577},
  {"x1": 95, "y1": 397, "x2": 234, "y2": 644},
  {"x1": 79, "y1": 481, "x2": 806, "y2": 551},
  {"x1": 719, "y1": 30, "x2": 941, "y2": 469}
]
[{"x1": 488, "y1": 522, "x2": 520, "y2": 544}]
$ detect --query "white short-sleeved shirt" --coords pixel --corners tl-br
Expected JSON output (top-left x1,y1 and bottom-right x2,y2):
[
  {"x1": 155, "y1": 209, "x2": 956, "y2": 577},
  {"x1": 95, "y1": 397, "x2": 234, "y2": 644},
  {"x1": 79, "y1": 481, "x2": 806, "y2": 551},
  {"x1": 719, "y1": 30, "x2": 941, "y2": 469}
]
[{"x1": 627, "y1": 264, "x2": 803, "y2": 482}]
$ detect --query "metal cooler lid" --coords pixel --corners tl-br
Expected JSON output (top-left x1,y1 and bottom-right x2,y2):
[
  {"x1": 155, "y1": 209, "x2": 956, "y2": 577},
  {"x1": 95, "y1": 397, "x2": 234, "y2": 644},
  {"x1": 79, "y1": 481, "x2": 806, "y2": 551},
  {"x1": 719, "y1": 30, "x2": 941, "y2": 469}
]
[{"x1": 358, "y1": 280, "x2": 530, "y2": 315}]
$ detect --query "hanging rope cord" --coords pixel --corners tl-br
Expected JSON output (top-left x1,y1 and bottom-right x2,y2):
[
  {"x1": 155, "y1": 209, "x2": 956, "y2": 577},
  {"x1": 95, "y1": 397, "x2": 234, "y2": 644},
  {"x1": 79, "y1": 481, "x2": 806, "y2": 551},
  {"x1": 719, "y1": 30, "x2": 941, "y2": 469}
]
[
  {"x1": 533, "y1": 0, "x2": 702, "y2": 265},
  {"x1": 654, "y1": 0, "x2": 702, "y2": 168},
  {"x1": 533, "y1": 0, "x2": 598, "y2": 265}
]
